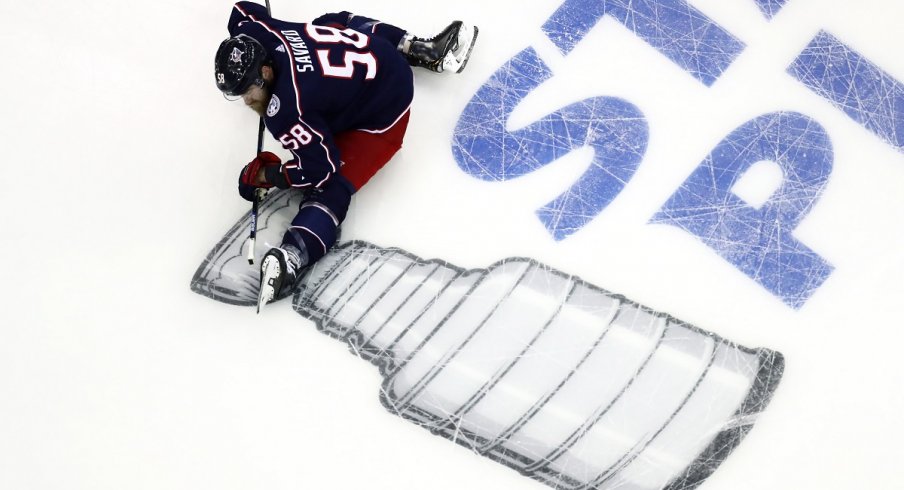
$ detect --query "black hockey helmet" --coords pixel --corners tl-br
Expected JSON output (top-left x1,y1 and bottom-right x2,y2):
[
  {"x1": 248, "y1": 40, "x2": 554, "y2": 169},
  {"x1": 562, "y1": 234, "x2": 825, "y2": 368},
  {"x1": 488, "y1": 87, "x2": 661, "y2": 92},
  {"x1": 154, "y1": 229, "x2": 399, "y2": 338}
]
[{"x1": 214, "y1": 34, "x2": 270, "y2": 97}]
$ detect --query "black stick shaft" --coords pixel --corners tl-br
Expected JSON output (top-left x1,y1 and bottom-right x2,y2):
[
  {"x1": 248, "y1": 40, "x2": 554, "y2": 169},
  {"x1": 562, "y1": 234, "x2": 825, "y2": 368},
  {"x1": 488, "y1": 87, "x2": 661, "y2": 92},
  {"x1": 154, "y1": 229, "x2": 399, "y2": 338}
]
[
  {"x1": 247, "y1": 1, "x2": 273, "y2": 265},
  {"x1": 248, "y1": 117, "x2": 265, "y2": 264}
]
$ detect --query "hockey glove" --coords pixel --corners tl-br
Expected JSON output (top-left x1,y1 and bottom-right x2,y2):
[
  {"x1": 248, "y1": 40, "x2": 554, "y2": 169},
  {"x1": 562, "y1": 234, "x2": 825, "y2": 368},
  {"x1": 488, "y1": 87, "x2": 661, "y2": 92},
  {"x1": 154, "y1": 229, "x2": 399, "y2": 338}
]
[
  {"x1": 238, "y1": 178, "x2": 257, "y2": 202},
  {"x1": 238, "y1": 152, "x2": 281, "y2": 201},
  {"x1": 240, "y1": 151, "x2": 281, "y2": 187}
]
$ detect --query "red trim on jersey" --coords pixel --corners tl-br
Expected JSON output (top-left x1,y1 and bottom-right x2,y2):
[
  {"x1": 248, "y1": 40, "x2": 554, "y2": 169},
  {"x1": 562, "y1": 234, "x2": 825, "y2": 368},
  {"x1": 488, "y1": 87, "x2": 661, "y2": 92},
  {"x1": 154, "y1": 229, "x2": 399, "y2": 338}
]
[
  {"x1": 281, "y1": 161, "x2": 308, "y2": 188},
  {"x1": 358, "y1": 103, "x2": 412, "y2": 134}
]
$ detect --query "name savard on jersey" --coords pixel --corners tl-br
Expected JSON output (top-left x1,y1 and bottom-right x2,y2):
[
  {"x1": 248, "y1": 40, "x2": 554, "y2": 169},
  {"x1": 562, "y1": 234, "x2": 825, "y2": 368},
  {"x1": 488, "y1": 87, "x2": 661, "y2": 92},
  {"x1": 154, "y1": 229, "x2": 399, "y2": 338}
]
[{"x1": 280, "y1": 30, "x2": 314, "y2": 72}]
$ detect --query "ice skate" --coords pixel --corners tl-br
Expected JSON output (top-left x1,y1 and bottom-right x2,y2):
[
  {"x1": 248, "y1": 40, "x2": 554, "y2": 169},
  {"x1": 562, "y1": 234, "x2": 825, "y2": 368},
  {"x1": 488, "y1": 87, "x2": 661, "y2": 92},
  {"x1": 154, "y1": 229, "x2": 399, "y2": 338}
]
[
  {"x1": 256, "y1": 245, "x2": 305, "y2": 313},
  {"x1": 405, "y1": 21, "x2": 479, "y2": 74}
]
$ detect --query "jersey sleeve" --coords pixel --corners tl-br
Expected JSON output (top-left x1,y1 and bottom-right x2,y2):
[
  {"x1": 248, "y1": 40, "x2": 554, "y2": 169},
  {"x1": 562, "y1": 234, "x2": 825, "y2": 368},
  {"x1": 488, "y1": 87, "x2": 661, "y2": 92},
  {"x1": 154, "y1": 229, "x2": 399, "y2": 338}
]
[
  {"x1": 265, "y1": 115, "x2": 342, "y2": 190},
  {"x1": 227, "y1": 2, "x2": 272, "y2": 35},
  {"x1": 311, "y1": 11, "x2": 353, "y2": 28}
]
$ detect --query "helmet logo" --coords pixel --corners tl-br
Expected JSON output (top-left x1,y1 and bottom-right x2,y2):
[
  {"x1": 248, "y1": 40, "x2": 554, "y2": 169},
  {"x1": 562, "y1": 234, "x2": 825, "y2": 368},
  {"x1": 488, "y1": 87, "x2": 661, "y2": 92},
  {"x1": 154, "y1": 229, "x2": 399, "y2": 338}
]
[
  {"x1": 267, "y1": 95, "x2": 281, "y2": 117},
  {"x1": 230, "y1": 47, "x2": 244, "y2": 63}
]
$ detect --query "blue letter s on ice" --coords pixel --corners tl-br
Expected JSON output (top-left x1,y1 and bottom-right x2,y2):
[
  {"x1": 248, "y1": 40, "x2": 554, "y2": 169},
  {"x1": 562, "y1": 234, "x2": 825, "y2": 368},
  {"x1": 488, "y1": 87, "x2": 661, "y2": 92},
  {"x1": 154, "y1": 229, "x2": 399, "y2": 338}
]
[{"x1": 452, "y1": 48, "x2": 648, "y2": 241}]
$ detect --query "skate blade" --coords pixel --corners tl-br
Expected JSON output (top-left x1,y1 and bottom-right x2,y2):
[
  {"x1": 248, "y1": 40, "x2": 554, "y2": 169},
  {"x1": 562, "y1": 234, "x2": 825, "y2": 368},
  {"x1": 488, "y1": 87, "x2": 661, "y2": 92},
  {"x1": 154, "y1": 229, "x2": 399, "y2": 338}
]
[
  {"x1": 256, "y1": 284, "x2": 275, "y2": 314},
  {"x1": 443, "y1": 23, "x2": 479, "y2": 74},
  {"x1": 256, "y1": 258, "x2": 280, "y2": 314}
]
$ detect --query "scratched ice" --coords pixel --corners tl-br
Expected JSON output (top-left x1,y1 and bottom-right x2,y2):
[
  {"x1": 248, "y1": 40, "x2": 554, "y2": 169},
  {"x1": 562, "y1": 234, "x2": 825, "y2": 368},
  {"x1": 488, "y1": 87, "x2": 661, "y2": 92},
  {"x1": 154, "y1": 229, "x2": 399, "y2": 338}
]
[
  {"x1": 653, "y1": 112, "x2": 835, "y2": 309},
  {"x1": 191, "y1": 4, "x2": 789, "y2": 486},
  {"x1": 752, "y1": 0, "x2": 788, "y2": 19},
  {"x1": 789, "y1": 30, "x2": 904, "y2": 152},
  {"x1": 191, "y1": 197, "x2": 785, "y2": 490},
  {"x1": 453, "y1": 0, "x2": 756, "y2": 241},
  {"x1": 452, "y1": 48, "x2": 648, "y2": 241},
  {"x1": 541, "y1": 0, "x2": 744, "y2": 86}
]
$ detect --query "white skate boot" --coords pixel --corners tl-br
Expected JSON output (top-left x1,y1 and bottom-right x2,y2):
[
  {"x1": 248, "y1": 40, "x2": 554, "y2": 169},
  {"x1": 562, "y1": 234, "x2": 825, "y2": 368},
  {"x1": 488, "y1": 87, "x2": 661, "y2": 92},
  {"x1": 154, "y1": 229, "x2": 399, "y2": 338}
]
[
  {"x1": 404, "y1": 21, "x2": 479, "y2": 74},
  {"x1": 256, "y1": 244, "x2": 306, "y2": 313}
]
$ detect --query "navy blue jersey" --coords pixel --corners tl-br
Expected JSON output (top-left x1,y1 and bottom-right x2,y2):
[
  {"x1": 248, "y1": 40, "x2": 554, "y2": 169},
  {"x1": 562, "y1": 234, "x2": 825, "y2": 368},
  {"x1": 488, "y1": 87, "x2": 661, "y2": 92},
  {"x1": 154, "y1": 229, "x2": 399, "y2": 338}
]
[{"x1": 228, "y1": 2, "x2": 414, "y2": 189}]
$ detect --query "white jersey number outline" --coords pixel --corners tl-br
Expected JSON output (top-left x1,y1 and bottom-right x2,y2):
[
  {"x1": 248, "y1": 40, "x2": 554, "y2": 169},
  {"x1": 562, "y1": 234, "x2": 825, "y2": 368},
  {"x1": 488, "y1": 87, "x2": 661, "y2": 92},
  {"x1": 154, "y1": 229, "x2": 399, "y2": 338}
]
[
  {"x1": 279, "y1": 123, "x2": 314, "y2": 150},
  {"x1": 305, "y1": 24, "x2": 377, "y2": 80}
]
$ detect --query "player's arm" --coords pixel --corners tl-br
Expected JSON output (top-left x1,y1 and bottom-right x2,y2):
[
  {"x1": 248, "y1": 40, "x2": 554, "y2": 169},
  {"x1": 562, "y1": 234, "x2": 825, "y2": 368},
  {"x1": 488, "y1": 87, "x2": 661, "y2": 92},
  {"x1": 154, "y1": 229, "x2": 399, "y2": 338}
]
[
  {"x1": 227, "y1": 1, "x2": 272, "y2": 35},
  {"x1": 311, "y1": 12, "x2": 354, "y2": 28},
  {"x1": 264, "y1": 117, "x2": 342, "y2": 190}
]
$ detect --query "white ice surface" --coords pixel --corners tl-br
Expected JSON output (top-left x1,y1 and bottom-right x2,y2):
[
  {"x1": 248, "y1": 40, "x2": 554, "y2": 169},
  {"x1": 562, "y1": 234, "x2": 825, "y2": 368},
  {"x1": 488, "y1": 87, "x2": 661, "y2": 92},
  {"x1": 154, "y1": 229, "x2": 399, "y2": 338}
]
[{"x1": 1, "y1": 0, "x2": 903, "y2": 489}]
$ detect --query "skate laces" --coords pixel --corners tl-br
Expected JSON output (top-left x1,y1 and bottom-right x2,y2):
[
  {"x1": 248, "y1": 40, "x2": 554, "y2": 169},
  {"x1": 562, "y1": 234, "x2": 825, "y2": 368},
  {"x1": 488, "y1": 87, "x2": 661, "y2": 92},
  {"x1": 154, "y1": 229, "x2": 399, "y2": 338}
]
[{"x1": 282, "y1": 245, "x2": 303, "y2": 274}]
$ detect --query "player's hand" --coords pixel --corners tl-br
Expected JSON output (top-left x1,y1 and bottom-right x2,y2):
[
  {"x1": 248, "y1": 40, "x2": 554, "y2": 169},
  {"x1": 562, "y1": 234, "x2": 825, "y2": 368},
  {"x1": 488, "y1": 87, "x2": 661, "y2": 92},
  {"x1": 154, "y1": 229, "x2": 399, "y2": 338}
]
[
  {"x1": 240, "y1": 151, "x2": 281, "y2": 188},
  {"x1": 238, "y1": 152, "x2": 280, "y2": 201}
]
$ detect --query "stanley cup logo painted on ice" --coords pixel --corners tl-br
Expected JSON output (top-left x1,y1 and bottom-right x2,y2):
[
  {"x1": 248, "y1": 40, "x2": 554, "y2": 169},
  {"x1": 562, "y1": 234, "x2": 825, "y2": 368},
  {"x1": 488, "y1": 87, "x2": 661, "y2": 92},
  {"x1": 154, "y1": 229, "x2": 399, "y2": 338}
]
[
  {"x1": 192, "y1": 189, "x2": 784, "y2": 490},
  {"x1": 296, "y1": 243, "x2": 783, "y2": 490}
]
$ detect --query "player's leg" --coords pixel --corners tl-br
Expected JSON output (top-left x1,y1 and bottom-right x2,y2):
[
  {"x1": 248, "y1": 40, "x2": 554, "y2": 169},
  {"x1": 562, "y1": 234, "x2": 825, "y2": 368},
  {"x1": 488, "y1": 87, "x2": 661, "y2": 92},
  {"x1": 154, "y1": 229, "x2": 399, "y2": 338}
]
[
  {"x1": 335, "y1": 110, "x2": 411, "y2": 190},
  {"x1": 257, "y1": 176, "x2": 354, "y2": 305},
  {"x1": 313, "y1": 12, "x2": 407, "y2": 47},
  {"x1": 401, "y1": 21, "x2": 479, "y2": 74},
  {"x1": 313, "y1": 12, "x2": 478, "y2": 73},
  {"x1": 258, "y1": 107, "x2": 411, "y2": 306},
  {"x1": 283, "y1": 177, "x2": 353, "y2": 266}
]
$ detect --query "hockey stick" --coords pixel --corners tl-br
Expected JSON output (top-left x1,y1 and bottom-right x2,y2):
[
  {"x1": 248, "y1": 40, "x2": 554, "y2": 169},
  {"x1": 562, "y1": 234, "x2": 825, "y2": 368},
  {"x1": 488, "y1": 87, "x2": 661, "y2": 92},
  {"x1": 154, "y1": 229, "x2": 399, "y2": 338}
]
[
  {"x1": 247, "y1": 119, "x2": 266, "y2": 264},
  {"x1": 246, "y1": 0, "x2": 273, "y2": 265}
]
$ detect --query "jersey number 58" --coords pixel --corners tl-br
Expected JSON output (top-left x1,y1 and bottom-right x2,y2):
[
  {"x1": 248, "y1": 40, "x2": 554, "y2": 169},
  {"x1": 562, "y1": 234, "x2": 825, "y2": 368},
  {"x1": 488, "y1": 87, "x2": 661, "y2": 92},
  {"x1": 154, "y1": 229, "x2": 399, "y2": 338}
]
[
  {"x1": 279, "y1": 123, "x2": 313, "y2": 150},
  {"x1": 305, "y1": 25, "x2": 378, "y2": 80}
]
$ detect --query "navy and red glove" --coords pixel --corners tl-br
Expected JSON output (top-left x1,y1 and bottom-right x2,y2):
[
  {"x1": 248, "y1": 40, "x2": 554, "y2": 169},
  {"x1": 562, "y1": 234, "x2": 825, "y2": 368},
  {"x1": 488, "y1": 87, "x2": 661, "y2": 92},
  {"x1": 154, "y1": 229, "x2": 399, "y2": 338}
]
[
  {"x1": 240, "y1": 151, "x2": 281, "y2": 187},
  {"x1": 238, "y1": 152, "x2": 281, "y2": 201}
]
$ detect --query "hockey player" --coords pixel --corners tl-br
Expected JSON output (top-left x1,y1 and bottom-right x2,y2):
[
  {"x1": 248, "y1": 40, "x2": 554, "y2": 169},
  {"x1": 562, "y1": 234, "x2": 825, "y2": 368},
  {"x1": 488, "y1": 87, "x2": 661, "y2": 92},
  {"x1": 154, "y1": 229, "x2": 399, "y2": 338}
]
[{"x1": 214, "y1": 2, "x2": 478, "y2": 310}]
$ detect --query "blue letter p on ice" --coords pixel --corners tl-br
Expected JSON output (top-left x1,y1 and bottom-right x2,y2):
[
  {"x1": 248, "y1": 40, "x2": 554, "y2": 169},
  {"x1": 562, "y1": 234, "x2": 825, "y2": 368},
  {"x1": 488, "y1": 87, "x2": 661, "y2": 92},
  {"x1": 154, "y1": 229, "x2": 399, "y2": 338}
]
[{"x1": 652, "y1": 112, "x2": 835, "y2": 309}]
